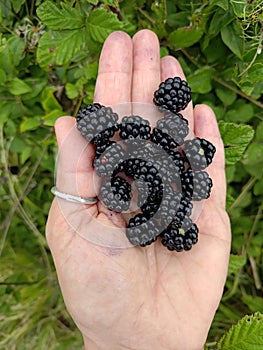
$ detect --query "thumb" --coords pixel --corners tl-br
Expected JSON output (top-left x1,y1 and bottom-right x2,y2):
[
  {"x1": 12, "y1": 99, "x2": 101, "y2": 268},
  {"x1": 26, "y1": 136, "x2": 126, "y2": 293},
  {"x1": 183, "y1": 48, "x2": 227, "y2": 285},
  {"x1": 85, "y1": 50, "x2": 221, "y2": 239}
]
[{"x1": 54, "y1": 116, "x2": 99, "y2": 198}]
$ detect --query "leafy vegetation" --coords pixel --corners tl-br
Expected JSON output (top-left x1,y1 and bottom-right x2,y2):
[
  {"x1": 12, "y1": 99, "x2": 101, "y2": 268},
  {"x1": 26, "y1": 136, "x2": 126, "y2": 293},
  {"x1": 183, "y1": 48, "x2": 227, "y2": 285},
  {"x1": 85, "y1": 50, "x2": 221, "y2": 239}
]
[{"x1": 0, "y1": 0, "x2": 262, "y2": 348}]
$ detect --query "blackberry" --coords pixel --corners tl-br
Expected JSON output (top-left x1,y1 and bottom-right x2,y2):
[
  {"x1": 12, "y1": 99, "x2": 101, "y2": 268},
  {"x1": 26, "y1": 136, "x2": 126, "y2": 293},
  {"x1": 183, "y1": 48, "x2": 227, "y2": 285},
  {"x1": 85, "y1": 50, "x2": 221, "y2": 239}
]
[
  {"x1": 95, "y1": 140, "x2": 116, "y2": 158},
  {"x1": 171, "y1": 196, "x2": 193, "y2": 226},
  {"x1": 153, "y1": 77, "x2": 191, "y2": 113},
  {"x1": 160, "y1": 221, "x2": 198, "y2": 251},
  {"x1": 94, "y1": 143, "x2": 126, "y2": 177},
  {"x1": 99, "y1": 176, "x2": 131, "y2": 212},
  {"x1": 120, "y1": 115, "x2": 151, "y2": 141},
  {"x1": 76, "y1": 103, "x2": 101, "y2": 122},
  {"x1": 77, "y1": 104, "x2": 119, "y2": 144},
  {"x1": 151, "y1": 127, "x2": 178, "y2": 151},
  {"x1": 182, "y1": 169, "x2": 213, "y2": 201},
  {"x1": 155, "y1": 113, "x2": 189, "y2": 146},
  {"x1": 141, "y1": 193, "x2": 162, "y2": 219},
  {"x1": 183, "y1": 138, "x2": 216, "y2": 170},
  {"x1": 156, "y1": 187, "x2": 182, "y2": 226},
  {"x1": 134, "y1": 179, "x2": 150, "y2": 207},
  {"x1": 133, "y1": 159, "x2": 163, "y2": 192},
  {"x1": 126, "y1": 214, "x2": 160, "y2": 247}
]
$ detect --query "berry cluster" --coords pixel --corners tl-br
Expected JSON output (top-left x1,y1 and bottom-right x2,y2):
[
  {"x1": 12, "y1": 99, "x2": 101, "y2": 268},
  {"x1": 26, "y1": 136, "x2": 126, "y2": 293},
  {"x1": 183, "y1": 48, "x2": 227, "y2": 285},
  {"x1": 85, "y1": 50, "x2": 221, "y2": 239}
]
[{"x1": 76, "y1": 76, "x2": 216, "y2": 252}]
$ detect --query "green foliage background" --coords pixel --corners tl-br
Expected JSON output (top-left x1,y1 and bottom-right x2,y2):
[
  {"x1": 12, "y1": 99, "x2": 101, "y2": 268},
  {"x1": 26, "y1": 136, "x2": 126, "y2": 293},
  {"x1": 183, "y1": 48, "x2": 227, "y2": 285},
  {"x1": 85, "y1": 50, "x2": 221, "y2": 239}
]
[{"x1": 0, "y1": 0, "x2": 263, "y2": 349}]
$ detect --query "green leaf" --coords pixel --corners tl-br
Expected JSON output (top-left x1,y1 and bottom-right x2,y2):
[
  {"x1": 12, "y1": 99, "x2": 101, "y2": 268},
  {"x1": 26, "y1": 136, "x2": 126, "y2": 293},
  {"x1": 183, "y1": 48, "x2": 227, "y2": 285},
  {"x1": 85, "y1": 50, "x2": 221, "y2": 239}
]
[
  {"x1": 11, "y1": 0, "x2": 25, "y2": 13},
  {"x1": 225, "y1": 103, "x2": 254, "y2": 123},
  {"x1": 219, "y1": 121, "x2": 254, "y2": 165},
  {"x1": 0, "y1": 68, "x2": 7, "y2": 84},
  {"x1": 210, "y1": 0, "x2": 229, "y2": 10},
  {"x1": 187, "y1": 67, "x2": 213, "y2": 94},
  {"x1": 230, "y1": 0, "x2": 247, "y2": 17},
  {"x1": 221, "y1": 20, "x2": 244, "y2": 59},
  {"x1": 41, "y1": 87, "x2": 62, "y2": 112},
  {"x1": 37, "y1": 1, "x2": 84, "y2": 30},
  {"x1": 20, "y1": 118, "x2": 40, "y2": 132},
  {"x1": 168, "y1": 26, "x2": 203, "y2": 48},
  {"x1": 41, "y1": 109, "x2": 65, "y2": 126},
  {"x1": 242, "y1": 142, "x2": 263, "y2": 178},
  {"x1": 228, "y1": 254, "x2": 246, "y2": 275},
  {"x1": 208, "y1": 8, "x2": 235, "y2": 37},
  {"x1": 37, "y1": 29, "x2": 86, "y2": 69},
  {"x1": 9, "y1": 78, "x2": 32, "y2": 95},
  {"x1": 65, "y1": 83, "x2": 79, "y2": 99},
  {"x1": 242, "y1": 295, "x2": 263, "y2": 314},
  {"x1": 86, "y1": 8, "x2": 123, "y2": 43},
  {"x1": 217, "y1": 312, "x2": 263, "y2": 349},
  {"x1": 255, "y1": 122, "x2": 263, "y2": 142},
  {"x1": 216, "y1": 88, "x2": 236, "y2": 106}
]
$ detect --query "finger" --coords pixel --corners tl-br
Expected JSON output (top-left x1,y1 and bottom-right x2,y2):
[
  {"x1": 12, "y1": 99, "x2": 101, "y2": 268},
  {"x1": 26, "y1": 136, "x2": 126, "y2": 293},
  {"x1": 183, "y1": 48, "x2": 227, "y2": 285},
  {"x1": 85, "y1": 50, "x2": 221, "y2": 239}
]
[
  {"x1": 161, "y1": 55, "x2": 194, "y2": 130},
  {"x1": 132, "y1": 30, "x2": 161, "y2": 104},
  {"x1": 94, "y1": 31, "x2": 133, "y2": 107},
  {"x1": 193, "y1": 104, "x2": 226, "y2": 209},
  {"x1": 54, "y1": 116, "x2": 98, "y2": 198}
]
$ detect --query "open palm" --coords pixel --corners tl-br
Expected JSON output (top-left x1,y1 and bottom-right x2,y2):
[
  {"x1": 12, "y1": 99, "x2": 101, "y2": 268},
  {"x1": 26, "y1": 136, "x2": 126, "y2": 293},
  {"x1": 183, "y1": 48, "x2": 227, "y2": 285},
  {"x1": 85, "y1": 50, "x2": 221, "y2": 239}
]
[{"x1": 46, "y1": 30, "x2": 231, "y2": 350}]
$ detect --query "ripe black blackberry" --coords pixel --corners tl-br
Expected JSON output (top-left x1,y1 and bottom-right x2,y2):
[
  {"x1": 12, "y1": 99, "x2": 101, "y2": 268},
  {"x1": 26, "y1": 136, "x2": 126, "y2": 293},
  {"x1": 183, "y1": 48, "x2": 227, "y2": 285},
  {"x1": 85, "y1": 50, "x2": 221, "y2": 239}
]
[
  {"x1": 77, "y1": 104, "x2": 119, "y2": 144},
  {"x1": 151, "y1": 127, "x2": 177, "y2": 151},
  {"x1": 94, "y1": 143, "x2": 126, "y2": 177},
  {"x1": 181, "y1": 169, "x2": 213, "y2": 201},
  {"x1": 155, "y1": 113, "x2": 189, "y2": 146},
  {"x1": 126, "y1": 214, "x2": 160, "y2": 247},
  {"x1": 119, "y1": 115, "x2": 151, "y2": 141},
  {"x1": 76, "y1": 103, "x2": 101, "y2": 122},
  {"x1": 95, "y1": 140, "x2": 116, "y2": 158},
  {"x1": 160, "y1": 221, "x2": 198, "y2": 251},
  {"x1": 153, "y1": 77, "x2": 191, "y2": 113},
  {"x1": 183, "y1": 138, "x2": 216, "y2": 170},
  {"x1": 156, "y1": 187, "x2": 182, "y2": 226},
  {"x1": 133, "y1": 159, "x2": 163, "y2": 192},
  {"x1": 99, "y1": 176, "x2": 131, "y2": 212},
  {"x1": 171, "y1": 195, "x2": 193, "y2": 226}
]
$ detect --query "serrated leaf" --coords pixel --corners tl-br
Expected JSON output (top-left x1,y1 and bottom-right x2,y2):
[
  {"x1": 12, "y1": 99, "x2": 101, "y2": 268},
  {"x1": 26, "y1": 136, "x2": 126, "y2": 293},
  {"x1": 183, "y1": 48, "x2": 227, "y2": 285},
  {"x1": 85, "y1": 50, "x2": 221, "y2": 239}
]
[
  {"x1": 217, "y1": 312, "x2": 263, "y2": 349},
  {"x1": 228, "y1": 254, "x2": 246, "y2": 275},
  {"x1": 86, "y1": 8, "x2": 123, "y2": 43},
  {"x1": 187, "y1": 67, "x2": 213, "y2": 93},
  {"x1": 168, "y1": 26, "x2": 203, "y2": 48},
  {"x1": 37, "y1": 29, "x2": 86, "y2": 69},
  {"x1": 219, "y1": 121, "x2": 254, "y2": 165},
  {"x1": 221, "y1": 20, "x2": 244, "y2": 59},
  {"x1": 9, "y1": 78, "x2": 32, "y2": 95},
  {"x1": 37, "y1": 1, "x2": 84, "y2": 30}
]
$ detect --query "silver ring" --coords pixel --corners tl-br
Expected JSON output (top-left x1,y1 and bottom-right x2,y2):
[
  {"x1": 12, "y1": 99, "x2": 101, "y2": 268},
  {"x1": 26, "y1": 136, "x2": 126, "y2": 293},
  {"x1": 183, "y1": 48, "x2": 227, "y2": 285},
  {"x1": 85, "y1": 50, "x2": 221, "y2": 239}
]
[{"x1": 51, "y1": 186, "x2": 98, "y2": 204}]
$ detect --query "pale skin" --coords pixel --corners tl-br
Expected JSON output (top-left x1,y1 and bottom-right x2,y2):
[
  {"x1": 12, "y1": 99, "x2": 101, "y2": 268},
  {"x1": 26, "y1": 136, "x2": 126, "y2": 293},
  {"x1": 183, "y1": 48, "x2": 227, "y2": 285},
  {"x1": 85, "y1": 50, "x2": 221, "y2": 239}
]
[{"x1": 46, "y1": 30, "x2": 231, "y2": 350}]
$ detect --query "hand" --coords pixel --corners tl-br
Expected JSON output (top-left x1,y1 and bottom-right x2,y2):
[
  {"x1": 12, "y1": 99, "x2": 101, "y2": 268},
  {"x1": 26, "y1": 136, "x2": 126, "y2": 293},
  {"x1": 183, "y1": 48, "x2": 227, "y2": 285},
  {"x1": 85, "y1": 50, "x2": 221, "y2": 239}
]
[{"x1": 46, "y1": 30, "x2": 231, "y2": 350}]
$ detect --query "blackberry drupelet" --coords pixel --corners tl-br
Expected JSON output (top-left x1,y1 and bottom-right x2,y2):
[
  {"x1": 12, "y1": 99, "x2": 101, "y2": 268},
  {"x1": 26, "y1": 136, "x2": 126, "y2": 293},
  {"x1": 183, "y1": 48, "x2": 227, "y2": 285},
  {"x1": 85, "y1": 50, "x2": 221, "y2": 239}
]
[
  {"x1": 99, "y1": 176, "x2": 131, "y2": 212},
  {"x1": 120, "y1": 115, "x2": 151, "y2": 141},
  {"x1": 77, "y1": 104, "x2": 119, "y2": 144},
  {"x1": 153, "y1": 77, "x2": 191, "y2": 113},
  {"x1": 126, "y1": 214, "x2": 160, "y2": 246},
  {"x1": 183, "y1": 138, "x2": 216, "y2": 170},
  {"x1": 94, "y1": 143, "x2": 126, "y2": 177},
  {"x1": 182, "y1": 169, "x2": 213, "y2": 201}
]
